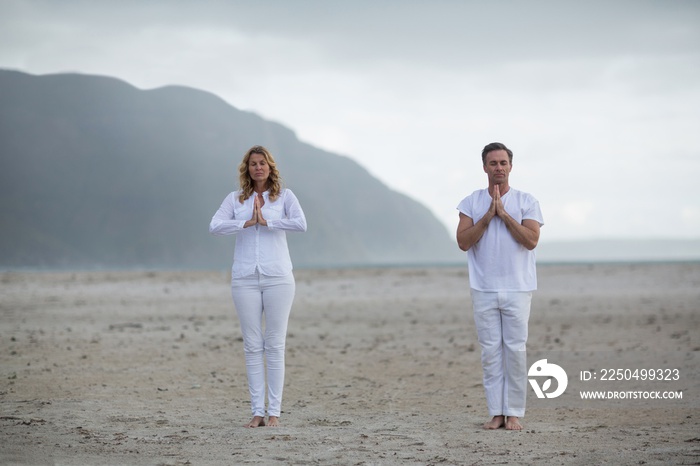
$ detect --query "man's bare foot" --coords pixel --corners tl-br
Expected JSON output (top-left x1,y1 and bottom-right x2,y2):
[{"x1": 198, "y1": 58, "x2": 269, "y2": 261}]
[
  {"x1": 267, "y1": 416, "x2": 280, "y2": 427},
  {"x1": 244, "y1": 416, "x2": 265, "y2": 428},
  {"x1": 483, "y1": 415, "x2": 505, "y2": 430},
  {"x1": 505, "y1": 416, "x2": 523, "y2": 430}
]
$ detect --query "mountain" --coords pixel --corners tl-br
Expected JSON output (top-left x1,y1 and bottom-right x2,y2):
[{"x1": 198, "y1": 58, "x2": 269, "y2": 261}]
[{"x1": 0, "y1": 70, "x2": 461, "y2": 269}]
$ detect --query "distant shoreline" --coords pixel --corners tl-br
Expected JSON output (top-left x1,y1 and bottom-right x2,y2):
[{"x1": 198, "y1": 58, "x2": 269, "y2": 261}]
[
  {"x1": 2, "y1": 258, "x2": 700, "y2": 274},
  {"x1": 4, "y1": 238, "x2": 700, "y2": 272}
]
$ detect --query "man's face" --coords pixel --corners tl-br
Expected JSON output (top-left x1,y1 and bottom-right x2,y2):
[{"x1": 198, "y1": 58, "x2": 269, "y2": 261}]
[{"x1": 483, "y1": 149, "x2": 512, "y2": 185}]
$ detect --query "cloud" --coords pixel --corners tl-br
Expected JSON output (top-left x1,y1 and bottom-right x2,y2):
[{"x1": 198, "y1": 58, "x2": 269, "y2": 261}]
[
  {"x1": 562, "y1": 201, "x2": 594, "y2": 227},
  {"x1": 681, "y1": 207, "x2": 700, "y2": 232}
]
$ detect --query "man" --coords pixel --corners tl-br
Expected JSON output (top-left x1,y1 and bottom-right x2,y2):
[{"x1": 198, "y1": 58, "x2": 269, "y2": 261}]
[{"x1": 456, "y1": 142, "x2": 543, "y2": 430}]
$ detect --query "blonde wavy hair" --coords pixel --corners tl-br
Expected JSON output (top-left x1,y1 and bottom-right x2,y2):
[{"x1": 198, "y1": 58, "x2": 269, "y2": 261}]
[{"x1": 238, "y1": 145, "x2": 282, "y2": 203}]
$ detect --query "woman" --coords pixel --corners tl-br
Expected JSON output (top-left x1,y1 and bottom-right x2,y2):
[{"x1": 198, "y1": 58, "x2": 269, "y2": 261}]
[{"x1": 209, "y1": 145, "x2": 307, "y2": 428}]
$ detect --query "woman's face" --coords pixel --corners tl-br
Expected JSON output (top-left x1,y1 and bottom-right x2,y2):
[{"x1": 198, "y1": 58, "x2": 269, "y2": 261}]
[{"x1": 248, "y1": 152, "x2": 271, "y2": 185}]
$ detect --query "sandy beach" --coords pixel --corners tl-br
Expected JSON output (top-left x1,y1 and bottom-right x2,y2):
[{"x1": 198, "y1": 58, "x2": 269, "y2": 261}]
[{"x1": 1, "y1": 263, "x2": 699, "y2": 465}]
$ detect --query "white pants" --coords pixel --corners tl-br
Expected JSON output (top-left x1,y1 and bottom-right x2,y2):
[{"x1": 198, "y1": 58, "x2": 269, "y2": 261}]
[
  {"x1": 231, "y1": 271, "x2": 295, "y2": 417},
  {"x1": 471, "y1": 290, "x2": 531, "y2": 418}
]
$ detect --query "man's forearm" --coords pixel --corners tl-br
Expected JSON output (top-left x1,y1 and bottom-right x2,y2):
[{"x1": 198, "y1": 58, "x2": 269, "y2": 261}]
[
  {"x1": 457, "y1": 215, "x2": 491, "y2": 251},
  {"x1": 500, "y1": 213, "x2": 539, "y2": 250}
]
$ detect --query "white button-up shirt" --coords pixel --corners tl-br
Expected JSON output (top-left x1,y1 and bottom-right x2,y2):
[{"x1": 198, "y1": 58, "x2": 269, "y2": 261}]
[{"x1": 209, "y1": 189, "x2": 307, "y2": 278}]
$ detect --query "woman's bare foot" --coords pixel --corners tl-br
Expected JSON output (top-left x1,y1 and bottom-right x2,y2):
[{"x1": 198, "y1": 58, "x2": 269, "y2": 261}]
[
  {"x1": 267, "y1": 416, "x2": 280, "y2": 427},
  {"x1": 483, "y1": 415, "x2": 505, "y2": 430},
  {"x1": 244, "y1": 416, "x2": 265, "y2": 428},
  {"x1": 505, "y1": 416, "x2": 523, "y2": 430}
]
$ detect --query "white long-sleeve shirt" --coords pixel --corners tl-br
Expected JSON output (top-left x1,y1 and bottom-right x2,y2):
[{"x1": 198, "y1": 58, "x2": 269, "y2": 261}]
[{"x1": 209, "y1": 188, "x2": 307, "y2": 278}]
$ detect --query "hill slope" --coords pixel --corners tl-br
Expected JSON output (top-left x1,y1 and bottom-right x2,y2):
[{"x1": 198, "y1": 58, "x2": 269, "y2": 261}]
[{"x1": 0, "y1": 70, "x2": 461, "y2": 269}]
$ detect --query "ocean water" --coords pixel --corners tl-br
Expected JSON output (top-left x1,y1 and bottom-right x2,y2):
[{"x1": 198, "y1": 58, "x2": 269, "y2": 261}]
[{"x1": 535, "y1": 238, "x2": 700, "y2": 264}]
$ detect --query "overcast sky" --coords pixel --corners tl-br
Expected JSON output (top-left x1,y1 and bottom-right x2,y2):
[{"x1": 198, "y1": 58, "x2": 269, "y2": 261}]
[{"x1": 2, "y1": 0, "x2": 699, "y2": 242}]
